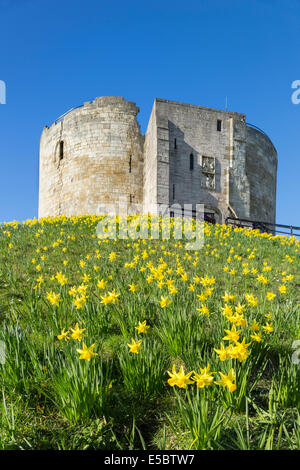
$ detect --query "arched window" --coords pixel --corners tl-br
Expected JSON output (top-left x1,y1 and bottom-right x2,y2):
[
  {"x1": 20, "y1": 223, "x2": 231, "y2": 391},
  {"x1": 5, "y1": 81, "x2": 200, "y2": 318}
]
[{"x1": 190, "y1": 153, "x2": 194, "y2": 170}]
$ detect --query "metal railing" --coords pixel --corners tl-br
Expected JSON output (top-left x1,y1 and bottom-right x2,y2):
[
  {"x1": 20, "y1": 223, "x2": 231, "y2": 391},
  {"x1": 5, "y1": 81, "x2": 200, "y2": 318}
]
[
  {"x1": 246, "y1": 122, "x2": 277, "y2": 150},
  {"x1": 226, "y1": 216, "x2": 300, "y2": 238},
  {"x1": 54, "y1": 105, "x2": 83, "y2": 125},
  {"x1": 246, "y1": 122, "x2": 270, "y2": 139}
]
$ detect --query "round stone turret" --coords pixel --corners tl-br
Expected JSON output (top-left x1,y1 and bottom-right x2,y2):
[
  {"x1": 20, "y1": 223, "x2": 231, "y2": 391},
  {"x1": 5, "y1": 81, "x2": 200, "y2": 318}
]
[{"x1": 38, "y1": 96, "x2": 144, "y2": 217}]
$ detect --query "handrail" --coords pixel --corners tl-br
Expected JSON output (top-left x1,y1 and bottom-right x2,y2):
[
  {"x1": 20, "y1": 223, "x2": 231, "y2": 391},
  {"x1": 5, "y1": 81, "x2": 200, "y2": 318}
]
[
  {"x1": 54, "y1": 105, "x2": 83, "y2": 124},
  {"x1": 226, "y1": 216, "x2": 300, "y2": 238},
  {"x1": 246, "y1": 122, "x2": 276, "y2": 150},
  {"x1": 246, "y1": 122, "x2": 271, "y2": 139}
]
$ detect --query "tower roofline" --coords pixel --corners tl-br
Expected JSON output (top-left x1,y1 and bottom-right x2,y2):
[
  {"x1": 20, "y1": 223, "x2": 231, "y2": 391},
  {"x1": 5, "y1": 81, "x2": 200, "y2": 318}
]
[{"x1": 154, "y1": 97, "x2": 246, "y2": 119}]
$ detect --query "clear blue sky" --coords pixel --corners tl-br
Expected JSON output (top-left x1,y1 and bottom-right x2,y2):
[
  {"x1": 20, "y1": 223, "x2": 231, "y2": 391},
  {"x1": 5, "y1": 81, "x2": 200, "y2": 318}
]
[{"x1": 0, "y1": 0, "x2": 299, "y2": 226}]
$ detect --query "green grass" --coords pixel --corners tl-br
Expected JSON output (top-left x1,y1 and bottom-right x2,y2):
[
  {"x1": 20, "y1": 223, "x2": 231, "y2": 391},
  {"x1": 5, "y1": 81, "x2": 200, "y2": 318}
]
[{"x1": 0, "y1": 214, "x2": 299, "y2": 450}]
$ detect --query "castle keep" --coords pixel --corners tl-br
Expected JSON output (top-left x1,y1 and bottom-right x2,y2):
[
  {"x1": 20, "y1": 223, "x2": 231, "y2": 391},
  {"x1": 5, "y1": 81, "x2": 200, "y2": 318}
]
[{"x1": 38, "y1": 96, "x2": 277, "y2": 223}]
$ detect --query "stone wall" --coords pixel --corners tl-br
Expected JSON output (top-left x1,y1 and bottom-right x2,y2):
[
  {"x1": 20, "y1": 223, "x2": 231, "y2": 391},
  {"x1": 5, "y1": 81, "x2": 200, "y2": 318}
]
[
  {"x1": 39, "y1": 96, "x2": 144, "y2": 218},
  {"x1": 246, "y1": 126, "x2": 277, "y2": 223},
  {"x1": 229, "y1": 117, "x2": 251, "y2": 218},
  {"x1": 143, "y1": 101, "x2": 158, "y2": 213},
  {"x1": 39, "y1": 96, "x2": 277, "y2": 225},
  {"x1": 148, "y1": 99, "x2": 247, "y2": 222}
]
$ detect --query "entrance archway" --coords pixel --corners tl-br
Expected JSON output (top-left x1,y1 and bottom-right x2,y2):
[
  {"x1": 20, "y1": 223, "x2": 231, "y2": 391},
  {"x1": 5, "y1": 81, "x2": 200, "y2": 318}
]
[{"x1": 203, "y1": 205, "x2": 222, "y2": 225}]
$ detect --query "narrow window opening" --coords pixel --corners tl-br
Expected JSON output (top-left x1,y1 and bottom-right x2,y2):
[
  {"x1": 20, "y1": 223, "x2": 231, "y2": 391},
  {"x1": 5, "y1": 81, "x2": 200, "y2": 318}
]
[
  {"x1": 190, "y1": 153, "x2": 194, "y2": 170},
  {"x1": 174, "y1": 138, "x2": 177, "y2": 149},
  {"x1": 172, "y1": 183, "x2": 175, "y2": 200},
  {"x1": 59, "y1": 141, "x2": 64, "y2": 160},
  {"x1": 129, "y1": 194, "x2": 133, "y2": 203},
  {"x1": 129, "y1": 155, "x2": 132, "y2": 173},
  {"x1": 217, "y1": 120, "x2": 222, "y2": 132}
]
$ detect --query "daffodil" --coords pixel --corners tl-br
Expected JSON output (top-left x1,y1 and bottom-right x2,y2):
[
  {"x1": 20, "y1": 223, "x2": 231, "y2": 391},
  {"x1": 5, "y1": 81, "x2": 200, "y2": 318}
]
[
  {"x1": 222, "y1": 304, "x2": 233, "y2": 318},
  {"x1": 160, "y1": 296, "x2": 171, "y2": 308},
  {"x1": 74, "y1": 295, "x2": 87, "y2": 310},
  {"x1": 100, "y1": 294, "x2": 111, "y2": 305},
  {"x1": 57, "y1": 328, "x2": 69, "y2": 341},
  {"x1": 107, "y1": 289, "x2": 120, "y2": 303},
  {"x1": 109, "y1": 252, "x2": 117, "y2": 261},
  {"x1": 266, "y1": 292, "x2": 276, "y2": 300},
  {"x1": 70, "y1": 323, "x2": 86, "y2": 340},
  {"x1": 215, "y1": 369, "x2": 237, "y2": 392},
  {"x1": 250, "y1": 331, "x2": 262, "y2": 342},
  {"x1": 192, "y1": 364, "x2": 215, "y2": 388},
  {"x1": 278, "y1": 285, "x2": 287, "y2": 294},
  {"x1": 167, "y1": 365, "x2": 194, "y2": 389},
  {"x1": 129, "y1": 283, "x2": 138, "y2": 292},
  {"x1": 250, "y1": 319, "x2": 260, "y2": 331},
  {"x1": 197, "y1": 304, "x2": 209, "y2": 315},
  {"x1": 229, "y1": 338, "x2": 251, "y2": 362},
  {"x1": 235, "y1": 303, "x2": 246, "y2": 314},
  {"x1": 55, "y1": 272, "x2": 68, "y2": 286},
  {"x1": 262, "y1": 322, "x2": 274, "y2": 333},
  {"x1": 46, "y1": 291, "x2": 61, "y2": 306},
  {"x1": 205, "y1": 287, "x2": 214, "y2": 296},
  {"x1": 197, "y1": 293, "x2": 207, "y2": 302},
  {"x1": 97, "y1": 279, "x2": 107, "y2": 290},
  {"x1": 257, "y1": 274, "x2": 268, "y2": 285},
  {"x1": 214, "y1": 342, "x2": 231, "y2": 361},
  {"x1": 82, "y1": 273, "x2": 91, "y2": 283},
  {"x1": 77, "y1": 283, "x2": 88, "y2": 294},
  {"x1": 135, "y1": 320, "x2": 150, "y2": 334},
  {"x1": 127, "y1": 338, "x2": 142, "y2": 354},
  {"x1": 77, "y1": 343, "x2": 98, "y2": 361},
  {"x1": 223, "y1": 325, "x2": 241, "y2": 343}
]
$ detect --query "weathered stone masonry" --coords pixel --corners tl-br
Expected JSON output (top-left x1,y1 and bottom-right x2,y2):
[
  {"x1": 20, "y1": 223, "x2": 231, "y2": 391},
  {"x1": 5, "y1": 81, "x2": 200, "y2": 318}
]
[{"x1": 39, "y1": 96, "x2": 277, "y2": 224}]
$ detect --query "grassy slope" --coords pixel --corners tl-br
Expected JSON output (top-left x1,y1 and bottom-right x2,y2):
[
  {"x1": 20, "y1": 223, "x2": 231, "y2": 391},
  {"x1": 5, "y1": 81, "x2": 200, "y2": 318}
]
[{"x1": 0, "y1": 215, "x2": 299, "y2": 450}]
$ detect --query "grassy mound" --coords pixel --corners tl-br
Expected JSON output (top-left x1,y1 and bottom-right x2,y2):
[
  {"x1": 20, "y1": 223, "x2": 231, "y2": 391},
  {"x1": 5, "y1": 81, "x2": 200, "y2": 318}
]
[{"x1": 0, "y1": 214, "x2": 299, "y2": 450}]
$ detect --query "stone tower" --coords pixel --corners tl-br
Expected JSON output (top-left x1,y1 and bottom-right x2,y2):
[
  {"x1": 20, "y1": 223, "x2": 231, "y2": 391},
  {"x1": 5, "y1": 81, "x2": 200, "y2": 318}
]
[
  {"x1": 39, "y1": 96, "x2": 277, "y2": 224},
  {"x1": 39, "y1": 96, "x2": 144, "y2": 217}
]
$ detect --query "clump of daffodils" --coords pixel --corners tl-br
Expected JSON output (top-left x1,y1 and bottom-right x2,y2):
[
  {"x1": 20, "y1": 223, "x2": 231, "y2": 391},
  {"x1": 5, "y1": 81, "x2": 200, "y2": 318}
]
[{"x1": 57, "y1": 323, "x2": 98, "y2": 361}]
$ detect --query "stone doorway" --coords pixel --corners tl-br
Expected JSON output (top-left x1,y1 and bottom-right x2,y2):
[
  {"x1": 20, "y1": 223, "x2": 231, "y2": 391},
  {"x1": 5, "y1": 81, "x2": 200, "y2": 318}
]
[{"x1": 204, "y1": 211, "x2": 216, "y2": 224}]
